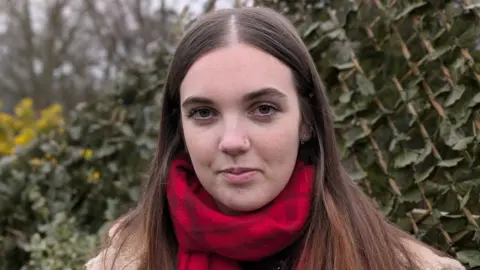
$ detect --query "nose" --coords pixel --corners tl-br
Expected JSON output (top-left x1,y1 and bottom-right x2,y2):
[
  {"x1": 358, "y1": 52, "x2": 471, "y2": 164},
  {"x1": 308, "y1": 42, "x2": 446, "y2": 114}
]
[{"x1": 218, "y1": 126, "x2": 250, "y2": 156}]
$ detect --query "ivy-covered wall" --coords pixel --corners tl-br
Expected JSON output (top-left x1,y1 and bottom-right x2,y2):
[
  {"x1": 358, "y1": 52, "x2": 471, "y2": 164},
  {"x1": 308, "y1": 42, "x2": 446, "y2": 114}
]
[{"x1": 256, "y1": 0, "x2": 480, "y2": 266}]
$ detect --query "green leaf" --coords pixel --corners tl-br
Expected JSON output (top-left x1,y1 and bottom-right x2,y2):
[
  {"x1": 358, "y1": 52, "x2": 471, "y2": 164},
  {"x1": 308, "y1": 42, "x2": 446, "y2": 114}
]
[
  {"x1": 444, "y1": 85, "x2": 465, "y2": 107},
  {"x1": 417, "y1": 144, "x2": 432, "y2": 163},
  {"x1": 40, "y1": 141, "x2": 61, "y2": 155},
  {"x1": 439, "y1": 120, "x2": 462, "y2": 147},
  {"x1": 53, "y1": 166, "x2": 70, "y2": 187},
  {"x1": 402, "y1": 189, "x2": 422, "y2": 203},
  {"x1": 0, "y1": 181, "x2": 12, "y2": 196},
  {"x1": 437, "y1": 157, "x2": 464, "y2": 167},
  {"x1": 388, "y1": 133, "x2": 411, "y2": 152},
  {"x1": 343, "y1": 126, "x2": 370, "y2": 147},
  {"x1": 394, "y1": 2, "x2": 428, "y2": 20},
  {"x1": 119, "y1": 124, "x2": 135, "y2": 137},
  {"x1": 393, "y1": 150, "x2": 420, "y2": 168},
  {"x1": 445, "y1": 2, "x2": 464, "y2": 22},
  {"x1": 333, "y1": 106, "x2": 356, "y2": 122},
  {"x1": 414, "y1": 166, "x2": 435, "y2": 183},
  {"x1": 469, "y1": 92, "x2": 480, "y2": 108},
  {"x1": 442, "y1": 217, "x2": 468, "y2": 233},
  {"x1": 456, "y1": 250, "x2": 480, "y2": 267},
  {"x1": 350, "y1": 170, "x2": 368, "y2": 181},
  {"x1": 67, "y1": 126, "x2": 82, "y2": 141},
  {"x1": 355, "y1": 73, "x2": 375, "y2": 96},
  {"x1": 325, "y1": 41, "x2": 354, "y2": 69},
  {"x1": 303, "y1": 21, "x2": 320, "y2": 38},
  {"x1": 0, "y1": 155, "x2": 17, "y2": 170},
  {"x1": 453, "y1": 136, "x2": 475, "y2": 151},
  {"x1": 457, "y1": 24, "x2": 480, "y2": 47},
  {"x1": 339, "y1": 91, "x2": 354, "y2": 103},
  {"x1": 320, "y1": 21, "x2": 336, "y2": 33},
  {"x1": 426, "y1": 46, "x2": 452, "y2": 62},
  {"x1": 95, "y1": 145, "x2": 116, "y2": 158}
]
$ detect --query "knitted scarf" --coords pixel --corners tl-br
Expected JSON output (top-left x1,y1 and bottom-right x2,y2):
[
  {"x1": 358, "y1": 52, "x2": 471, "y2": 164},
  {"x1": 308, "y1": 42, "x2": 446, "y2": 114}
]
[{"x1": 166, "y1": 154, "x2": 314, "y2": 270}]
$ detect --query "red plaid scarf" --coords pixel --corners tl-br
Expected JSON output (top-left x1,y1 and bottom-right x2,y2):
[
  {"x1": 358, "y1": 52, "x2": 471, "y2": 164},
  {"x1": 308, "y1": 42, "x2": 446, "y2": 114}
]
[{"x1": 166, "y1": 154, "x2": 314, "y2": 270}]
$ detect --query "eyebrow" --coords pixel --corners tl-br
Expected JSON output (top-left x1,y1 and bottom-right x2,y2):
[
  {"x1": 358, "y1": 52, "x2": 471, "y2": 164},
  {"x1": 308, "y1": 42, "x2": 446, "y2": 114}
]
[{"x1": 181, "y1": 87, "x2": 288, "y2": 108}]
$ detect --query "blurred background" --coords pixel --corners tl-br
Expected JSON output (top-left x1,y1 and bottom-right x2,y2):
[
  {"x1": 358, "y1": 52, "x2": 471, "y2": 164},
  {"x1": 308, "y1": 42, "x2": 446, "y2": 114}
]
[
  {"x1": 0, "y1": 0, "x2": 248, "y2": 114},
  {"x1": 0, "y1": 0, "x2": 479, "y2": 269}
]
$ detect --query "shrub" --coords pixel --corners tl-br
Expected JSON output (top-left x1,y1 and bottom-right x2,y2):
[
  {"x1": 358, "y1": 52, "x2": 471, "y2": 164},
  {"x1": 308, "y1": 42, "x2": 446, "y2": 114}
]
[
  {"x1": 256, "y1": 0, "x2": 480, "y2": 267},
  {"x1": 0, "y1": 59, "x2": 167, "y2": 269}
]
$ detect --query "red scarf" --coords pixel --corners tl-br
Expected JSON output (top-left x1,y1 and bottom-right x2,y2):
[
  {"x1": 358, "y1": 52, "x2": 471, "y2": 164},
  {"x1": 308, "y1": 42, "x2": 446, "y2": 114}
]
[{"x1": 166, "y1": 154, "x2": 314, "y2": 270}]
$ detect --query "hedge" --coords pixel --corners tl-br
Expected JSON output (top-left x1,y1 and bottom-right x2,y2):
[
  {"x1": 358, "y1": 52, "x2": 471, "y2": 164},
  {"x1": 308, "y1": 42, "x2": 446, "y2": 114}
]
[{"x1": 256, "y1": 0, "x2": 480, "y2": 266}]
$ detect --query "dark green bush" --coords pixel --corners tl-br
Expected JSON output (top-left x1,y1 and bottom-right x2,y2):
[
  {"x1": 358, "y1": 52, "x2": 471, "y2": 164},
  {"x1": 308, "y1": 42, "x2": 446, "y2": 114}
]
[
  {"x1": 0, "y1": 51, "x2": 171, "y2": 269},
  {"x1": 256, "y1": 0, "x2": 480, "y2": 267}
]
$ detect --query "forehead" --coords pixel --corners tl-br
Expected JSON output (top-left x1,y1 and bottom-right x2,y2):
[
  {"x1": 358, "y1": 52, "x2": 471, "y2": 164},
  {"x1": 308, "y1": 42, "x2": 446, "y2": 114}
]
[{"x1": 180, "y1": 43, "x2": 296, "y2": 100}]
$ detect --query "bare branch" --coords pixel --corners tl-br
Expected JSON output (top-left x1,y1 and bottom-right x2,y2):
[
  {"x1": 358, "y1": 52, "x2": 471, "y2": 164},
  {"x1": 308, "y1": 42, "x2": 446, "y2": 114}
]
[{"x1": 0, "y1": 0, "x2": 185, "y2": 112}]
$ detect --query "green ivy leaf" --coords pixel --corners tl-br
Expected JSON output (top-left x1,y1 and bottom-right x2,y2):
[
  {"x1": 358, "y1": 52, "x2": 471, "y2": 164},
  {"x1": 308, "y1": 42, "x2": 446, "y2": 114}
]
[
  {"x1": 469, "y1": 92, "x2": 480, "y2": 108},
  {"x1": 438, "y1": 157, "x2": 464, "y2": 167},
  {"x1": 402, "y1": 189, "x2": 422, "y2": 203},
  {"x1": 393, "y1": 150, "x2": 420, "y2": 168},
  {"x1": 414, "y1": 166, "x2": 435, "y2": 183},
  {"x1": 444, "y1": 85, "x2": 465, "y2": 107},
  {"x1": 356, "y1": 73, "x2": 375, "y2": 96},
  {"x1": 394, "y1": 2, "x2": 427, "y2": 20},
  {"x1": 339, "y1": 91, "x2": 354, "y2": 103},
  {"x1": 456, "y1": 250, "x2": 480, "y2": 267},
  {"x1": 453, "y1": 136, "x2": 475, "y2": 151}
]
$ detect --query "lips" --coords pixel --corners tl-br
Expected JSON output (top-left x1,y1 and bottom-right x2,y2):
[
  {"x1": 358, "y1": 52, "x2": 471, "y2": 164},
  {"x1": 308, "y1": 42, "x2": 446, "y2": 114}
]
[{"x1": 219, "y1": 167, "x2": 258, "y2": 184}]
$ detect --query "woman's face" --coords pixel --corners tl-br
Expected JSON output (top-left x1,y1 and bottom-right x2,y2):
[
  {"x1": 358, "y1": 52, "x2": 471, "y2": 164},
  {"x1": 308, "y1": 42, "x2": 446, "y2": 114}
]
[{"x1": 179, "y1": 43, "x2": 310, "y2": 214}]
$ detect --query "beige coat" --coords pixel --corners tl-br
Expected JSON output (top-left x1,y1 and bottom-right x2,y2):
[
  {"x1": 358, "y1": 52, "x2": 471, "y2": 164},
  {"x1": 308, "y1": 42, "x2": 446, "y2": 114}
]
[{"x1": 84, "y1": 225, "x2": 466, "y2": 270}]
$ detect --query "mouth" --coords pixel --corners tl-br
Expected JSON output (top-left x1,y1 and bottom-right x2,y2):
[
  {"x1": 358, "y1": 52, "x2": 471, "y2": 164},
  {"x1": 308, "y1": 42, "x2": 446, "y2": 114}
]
[{"x1": 219, "y1": 167, "x2": 258, "y2": 184}]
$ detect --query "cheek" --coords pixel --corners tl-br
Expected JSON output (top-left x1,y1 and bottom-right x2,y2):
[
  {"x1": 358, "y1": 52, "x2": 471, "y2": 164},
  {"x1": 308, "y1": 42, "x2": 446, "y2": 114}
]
[
  {"x1": 252, "y1": 123, "x2": 300, "y2": 162},
  {"x1": 181, "y1": 121, "x2": 216, "y2": 163}
]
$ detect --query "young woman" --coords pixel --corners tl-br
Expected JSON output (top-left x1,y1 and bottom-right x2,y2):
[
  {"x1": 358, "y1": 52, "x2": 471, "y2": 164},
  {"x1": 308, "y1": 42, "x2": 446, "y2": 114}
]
[{"x1": 84, "y1": 6, "x2": 466, "y2": 270}]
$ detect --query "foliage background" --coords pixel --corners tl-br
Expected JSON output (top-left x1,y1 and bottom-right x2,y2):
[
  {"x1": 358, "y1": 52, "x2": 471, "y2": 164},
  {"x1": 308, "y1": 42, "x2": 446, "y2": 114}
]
[{"x1": 1, "y1": 0, "x2": 479, "y2": 269}]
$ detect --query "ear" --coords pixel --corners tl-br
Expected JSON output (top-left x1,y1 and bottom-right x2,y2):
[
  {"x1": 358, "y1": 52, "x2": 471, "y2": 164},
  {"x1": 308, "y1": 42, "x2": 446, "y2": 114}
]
[{"x1": 299, "y1": 122, "x2": 312, "y2": 143}]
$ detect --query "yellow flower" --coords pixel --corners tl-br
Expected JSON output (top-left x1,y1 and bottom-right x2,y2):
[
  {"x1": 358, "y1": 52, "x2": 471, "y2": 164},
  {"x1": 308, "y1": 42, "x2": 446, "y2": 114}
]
[
  {"x1": 0, "y1": 99, "x2": 66, "y2": 156},
  {"x1": 14, "y1": 98, "x2": 34, "y2": 119},
  {"x1": 81, "y1": 149, "x2": 93, "y2": 160},
  {"x1": 29, "y1": 158, "x2": 45, "y2": 166},
  {"x1": 35, "y1": 103, "x2": 64, "y2": 131},
  {"x1": 0, "y1": 113, "x2": 19, "y2": 130},
  {"x1": 0, "y1": 141, "x2": 13, "y2": 155},
  {"x1": 87, "y1": 171, "x2": 101, "y2": 183},
  {"x1": 35, "y1": 118, "x2": 49, "y2": 130},
  {"x1": 0, "y1": 113, "x2": 12, "y2": 122},
  {"x1": 42, "y1": 103, "x2": 62, "y2": 115},
  {"x1": 14, "y1": 128, "x2": 36, "y2": 146}
]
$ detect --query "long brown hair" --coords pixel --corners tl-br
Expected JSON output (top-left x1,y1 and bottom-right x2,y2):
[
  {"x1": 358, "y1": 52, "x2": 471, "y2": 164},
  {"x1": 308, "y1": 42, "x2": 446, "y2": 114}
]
[{"x1": 105, "y1": 6, "x2": 436, "y2": 270}]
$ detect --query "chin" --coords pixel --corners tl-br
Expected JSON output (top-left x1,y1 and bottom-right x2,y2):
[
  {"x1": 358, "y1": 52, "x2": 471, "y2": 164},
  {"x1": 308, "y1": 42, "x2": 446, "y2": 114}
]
[{"x1": 217, "y1": 198, "x2": 272, "y2": 215}]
